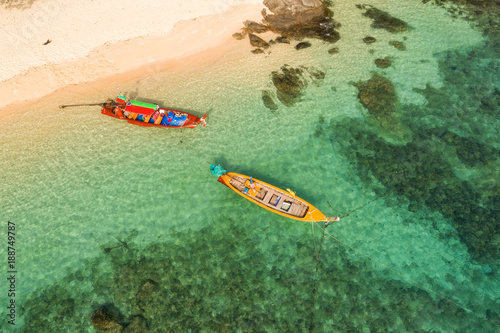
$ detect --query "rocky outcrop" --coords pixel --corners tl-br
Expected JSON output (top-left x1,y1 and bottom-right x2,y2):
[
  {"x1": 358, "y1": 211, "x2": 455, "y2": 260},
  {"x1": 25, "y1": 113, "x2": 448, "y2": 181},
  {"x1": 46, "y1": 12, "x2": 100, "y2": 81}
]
[
  {"x1": 275, "y1": 36, "x2": 290, "y2": 44},
  {"x1": 262, "y1": 0, "x2": 340, "y2": 42},
  {"x1": 243, "y1": 20, "x2": 269, "y2": 33},
  {"x1": 328, "y1": 47, "x2": 339, "y2": 54},
  {"x1": 375, "y1": 58, "x2": 391, "y2": 68},
  {"x1": 249, "y1": 33, "x2": 270, "y2": 48},
  {"x1": 389, "y1": 40, "x2": 406, "y2": 51},
  {"x1": 295, "y1": 41, "x2": 311, "y2": 50}
]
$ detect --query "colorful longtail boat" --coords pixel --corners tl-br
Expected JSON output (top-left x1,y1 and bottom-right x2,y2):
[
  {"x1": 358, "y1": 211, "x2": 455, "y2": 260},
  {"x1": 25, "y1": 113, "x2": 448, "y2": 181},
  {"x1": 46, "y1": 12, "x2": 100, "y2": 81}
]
[
  {"x1": 211, "y1": 164, "x2": 340, "y2": 223},
  {"x1": 101, "y1": 95, "x2": 207, "y2": 128}
]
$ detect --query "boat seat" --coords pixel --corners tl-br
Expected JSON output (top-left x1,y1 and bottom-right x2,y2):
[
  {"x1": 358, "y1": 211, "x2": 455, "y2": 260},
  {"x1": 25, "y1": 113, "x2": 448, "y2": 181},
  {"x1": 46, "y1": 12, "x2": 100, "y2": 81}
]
[
  {"x1": 256, "y1": 188, "x2": 267, "y2": 200},
  {"x1": 297, "y1": 205, "x2": 308, "y2": 218}
]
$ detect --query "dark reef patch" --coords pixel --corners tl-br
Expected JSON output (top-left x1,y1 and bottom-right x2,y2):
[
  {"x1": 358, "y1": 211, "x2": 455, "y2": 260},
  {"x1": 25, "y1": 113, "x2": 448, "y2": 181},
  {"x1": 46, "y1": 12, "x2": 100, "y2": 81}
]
[
  {"x1": 375, "y1": 58, "x2": 392, "y2": 68},
  {"x1": 318, "y1": 117, "x2": 499, "y2": 263},
  {"x1": 363, "y1": 36, "x2": 377, "y2": 44},
  {"x1": 357, "y1": 4, "x2": 409, "y2": 32},
  {"x1": 15, "y1": 219, "x2": 497, "y2": 332},
  {"x1": 262, "y1": 90, "x2": 279, "y2": 111},
  {"x1": 270, "y1": 65, "x2": 325, "y2": 107},
  {"x1": 389, "y1": 40, "x2": 407, "y2": 51},
  {"x1": 271, "y1": 66, "x2": 307, "y2": 106},
  {"x1": 295, "y1": 41, "x2": 312, "y2": 50},
  {"x1": 318, "y1": 45, "x2": 500, "y2": 263},
  {"x1": 354, "y1": 73, "x2": 397, "y2": 117}
]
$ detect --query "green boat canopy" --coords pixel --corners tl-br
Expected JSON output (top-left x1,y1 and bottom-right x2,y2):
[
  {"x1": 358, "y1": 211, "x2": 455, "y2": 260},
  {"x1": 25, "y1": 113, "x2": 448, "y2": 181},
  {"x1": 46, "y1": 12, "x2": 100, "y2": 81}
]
[{"x1": 124, "y1": 100, "x2": 158, "y2": 115}]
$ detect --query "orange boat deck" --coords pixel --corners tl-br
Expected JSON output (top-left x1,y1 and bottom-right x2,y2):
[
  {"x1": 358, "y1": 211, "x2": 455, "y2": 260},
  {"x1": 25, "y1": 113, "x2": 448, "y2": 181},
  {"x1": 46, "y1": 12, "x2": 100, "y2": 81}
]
[{"x1": 218, "y1": 172, "x2": 329, "y2": 222}]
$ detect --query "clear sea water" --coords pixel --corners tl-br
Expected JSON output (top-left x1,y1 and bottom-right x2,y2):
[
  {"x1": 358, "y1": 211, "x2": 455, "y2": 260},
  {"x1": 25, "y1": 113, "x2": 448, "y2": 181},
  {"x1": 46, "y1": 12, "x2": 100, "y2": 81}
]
[{"x1": 1, "y1": 1, "x2": 499, "y2": 332}]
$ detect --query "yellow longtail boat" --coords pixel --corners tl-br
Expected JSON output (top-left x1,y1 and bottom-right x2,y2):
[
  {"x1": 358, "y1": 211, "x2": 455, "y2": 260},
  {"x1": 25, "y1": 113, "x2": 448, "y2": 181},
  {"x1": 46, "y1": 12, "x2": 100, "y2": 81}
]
[{"x1": 211, "y1": 164, "x2": 339, "y2": 223}]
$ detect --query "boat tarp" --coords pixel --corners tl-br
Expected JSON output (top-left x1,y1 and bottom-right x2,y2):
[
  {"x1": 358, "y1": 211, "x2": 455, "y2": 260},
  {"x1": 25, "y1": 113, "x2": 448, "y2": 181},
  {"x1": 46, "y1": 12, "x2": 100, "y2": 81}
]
[
  {"x1": 124, "y1": 100, "x2": 157, "y2": 115},
  {"x1": 115, "y1": 94, "x2": 126, "y2": 104}
]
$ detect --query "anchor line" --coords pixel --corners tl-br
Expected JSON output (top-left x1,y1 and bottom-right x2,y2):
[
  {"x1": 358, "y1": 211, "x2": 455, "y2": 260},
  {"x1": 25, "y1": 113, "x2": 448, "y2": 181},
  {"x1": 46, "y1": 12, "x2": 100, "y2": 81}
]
[
  {"x1": 178, "y1": 140, "x2": 213, "y2": 165},
  {"x1": 309, "y1": 225, "x2": 326, "y2": 332},
  {"x1": 329, "y1": 193, "x2": 387, "y2": 219}
]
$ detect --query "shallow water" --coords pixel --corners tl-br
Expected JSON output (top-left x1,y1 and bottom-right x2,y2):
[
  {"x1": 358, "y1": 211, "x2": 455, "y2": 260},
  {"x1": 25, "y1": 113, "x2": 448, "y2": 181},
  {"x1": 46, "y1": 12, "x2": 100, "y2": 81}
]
[{"x1": 1, "y1": 0, "x2": 499, "y2": 332}]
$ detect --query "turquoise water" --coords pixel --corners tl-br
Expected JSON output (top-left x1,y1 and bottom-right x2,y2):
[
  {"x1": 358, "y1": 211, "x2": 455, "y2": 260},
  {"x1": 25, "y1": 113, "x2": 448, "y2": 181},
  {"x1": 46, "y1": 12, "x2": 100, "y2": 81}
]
[{"x1": 1, "y1": 1, "x2": 499, "y2": 332}]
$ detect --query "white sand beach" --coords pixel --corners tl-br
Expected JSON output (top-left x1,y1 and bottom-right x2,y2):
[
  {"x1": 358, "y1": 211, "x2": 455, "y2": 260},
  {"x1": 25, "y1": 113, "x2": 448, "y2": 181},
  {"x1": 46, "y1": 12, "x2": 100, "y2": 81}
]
[{"x1": 0, "y1": 0, "x2": 264, "y2": 112}]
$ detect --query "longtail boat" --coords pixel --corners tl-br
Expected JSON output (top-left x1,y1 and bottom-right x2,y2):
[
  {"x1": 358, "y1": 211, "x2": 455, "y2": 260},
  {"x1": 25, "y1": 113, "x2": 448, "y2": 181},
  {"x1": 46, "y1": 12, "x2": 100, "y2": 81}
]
[
  {"x1": 100, "y1": 95, "x2": 207, "y2": 128},
  {"x1": 211, "y1": 164, "x2": 340, "y2": 223}
]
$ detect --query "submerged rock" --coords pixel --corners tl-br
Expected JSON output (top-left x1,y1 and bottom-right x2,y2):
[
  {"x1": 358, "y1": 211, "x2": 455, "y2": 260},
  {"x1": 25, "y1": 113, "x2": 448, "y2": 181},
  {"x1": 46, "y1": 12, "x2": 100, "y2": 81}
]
[
  {"x1": 232, "y1": 32, "x2": 244, "y2": 40},
  {"x1": 251, "y1": 48, "x2": 265, "y2": 54},
  {"x1": 270, "y1": 65, "x2": 325, "y2": 106},
  {"x1": 271, "y1": 66, "x2": 308, "y2": 106},
  {"x1": 363, "y1": 36, "x2": 377, "y2": 44},
  {"x1": 90, "y1": 307, "x2": 123, "y2": 333},
  {"x1": 262, "y1": 0, "x2": 340, "y2": 42},
  {"x1": 328, "y1": 47, "x2": 339, "y2": 54},
  {"x1": 262, "y1": 90, "x2": 279, "y2": 111},
  {"x1": 358, "y1": 5, "x2": 409, "y2": 33},
  {"x1": 295, "y1": 41, "x2": 312, "y2": 50},
  {"x1": 375, "y1": 58, "x2": 392, "y2": 68},
  {"x1": 275, "y1": 36, "x2": 290, "y2": 44},
  {"x1": 390, "y1": 40, "x2": 406, "y2": 51},
  {"x1": 308, "y1": 66, "x2": 326, "y2": 84},
  {"x1": 249, "y1": 33, "x2": 270, "y2": 48},
  {"x1": 354, "y1": 73, "x2": 397, "y2": 117}
]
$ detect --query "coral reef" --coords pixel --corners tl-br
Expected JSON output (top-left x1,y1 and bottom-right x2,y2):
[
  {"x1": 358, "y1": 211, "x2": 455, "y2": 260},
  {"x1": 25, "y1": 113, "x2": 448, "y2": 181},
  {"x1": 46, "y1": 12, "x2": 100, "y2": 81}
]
[
  {"x1": 90, "y1": 306, "x2": 123, "y2": 333},
  {"x1": 322, "y1": 44, "x2": 500, "y2": 263},
  {"x1": 269, "y1": 65, "x2": 325, "y2": 107},
  {"x1": 248, "y1": 33, "x2": 270, "y2": 49},
  {"x1": 16, "y1": 221, "x2": 498, "y2": 332},
  {"x1": 271, "y1": 66, "x2": 308, "y2": 106}
]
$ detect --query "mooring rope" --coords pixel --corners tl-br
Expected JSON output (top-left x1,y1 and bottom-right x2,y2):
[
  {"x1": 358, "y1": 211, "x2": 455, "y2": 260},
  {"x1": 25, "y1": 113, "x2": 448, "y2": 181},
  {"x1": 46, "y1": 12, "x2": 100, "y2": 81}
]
[
  {"x1": 309, "y1": 224, "x2": 327, "y2": 333},
  {"x1": 178, "y1": 140, "x2": 214, "y2": 165},
  {"x1": 311, "y1": 221, "x2": 497, "y2": 328}
]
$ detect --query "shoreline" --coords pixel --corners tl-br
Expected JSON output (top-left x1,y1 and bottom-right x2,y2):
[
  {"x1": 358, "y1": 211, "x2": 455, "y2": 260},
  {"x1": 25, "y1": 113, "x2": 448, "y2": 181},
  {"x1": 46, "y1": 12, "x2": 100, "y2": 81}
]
[{"x1": 0, "y1": 3, "x2": 265, "y2": 115}]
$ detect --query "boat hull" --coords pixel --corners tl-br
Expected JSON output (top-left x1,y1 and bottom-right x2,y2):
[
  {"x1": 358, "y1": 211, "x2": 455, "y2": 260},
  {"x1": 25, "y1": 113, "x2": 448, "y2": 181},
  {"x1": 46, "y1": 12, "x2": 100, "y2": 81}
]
[
  {"x1": 218, "y1": 172, "x2": 328, "y2": 222},
  {"x1": 101, "y1": 104, "x2": 206, "y2": 129}
]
